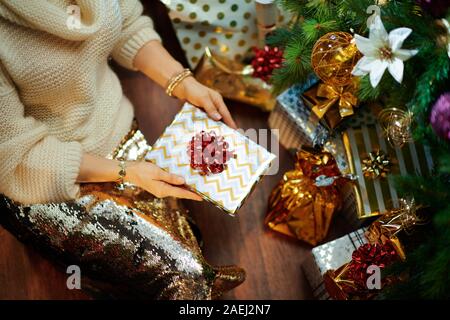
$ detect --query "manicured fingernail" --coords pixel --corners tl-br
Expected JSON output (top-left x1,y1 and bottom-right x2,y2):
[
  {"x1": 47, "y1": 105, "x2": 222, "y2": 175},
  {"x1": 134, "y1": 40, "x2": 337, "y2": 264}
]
[{"x1": 212, "y1": 112, "x2": 222, "y2": 120}]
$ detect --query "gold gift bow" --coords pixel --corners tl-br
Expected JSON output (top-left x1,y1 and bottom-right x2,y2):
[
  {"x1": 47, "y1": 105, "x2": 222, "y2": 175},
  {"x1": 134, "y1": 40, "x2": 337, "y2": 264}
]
[
  {"x1": 311, "y1": 83, "x2": 358, "y2": 119},
  {"x1": 362, "y1": 149, "x2": 392, "y2": 179},
  {"x1": 365, "y1": 198, "x2": 424, "y2": 261}
]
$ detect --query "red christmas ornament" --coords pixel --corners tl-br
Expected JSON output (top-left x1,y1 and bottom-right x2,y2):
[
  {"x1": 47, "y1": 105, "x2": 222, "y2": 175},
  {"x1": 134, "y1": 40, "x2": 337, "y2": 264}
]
[
  {"x1": 251, "y1": 45, "x2": 284, "y2": 83},
  {"x1": 187, "y1": 131, "x2": 236, "y2": 175}
]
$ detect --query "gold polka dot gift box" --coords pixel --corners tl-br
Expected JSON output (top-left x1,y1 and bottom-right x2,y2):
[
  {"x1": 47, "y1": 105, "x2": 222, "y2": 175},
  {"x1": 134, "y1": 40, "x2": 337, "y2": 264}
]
[
  {"x1": 145, "y1": 103, "x2": 276, "y2": 215},
  {"x1": 160, "y1": 0, "x2": 287, "y2": 68}
]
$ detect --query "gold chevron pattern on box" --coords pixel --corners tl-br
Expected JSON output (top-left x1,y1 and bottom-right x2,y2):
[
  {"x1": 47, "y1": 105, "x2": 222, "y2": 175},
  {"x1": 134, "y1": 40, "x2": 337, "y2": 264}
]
[{"x1": 146, "y1": 103, "x2": 276, "y2": 215}]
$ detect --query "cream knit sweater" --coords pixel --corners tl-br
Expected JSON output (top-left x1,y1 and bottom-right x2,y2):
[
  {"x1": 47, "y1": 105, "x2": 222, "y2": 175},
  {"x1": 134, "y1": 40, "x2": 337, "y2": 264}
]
[{"x1": 0, "y1": 0, "x2": 160, "y2": 204}]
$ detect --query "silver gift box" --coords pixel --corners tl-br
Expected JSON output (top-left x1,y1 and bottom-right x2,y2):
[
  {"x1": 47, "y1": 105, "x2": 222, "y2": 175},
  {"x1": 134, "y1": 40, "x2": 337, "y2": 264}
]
[
  {"x1": 302, "y1": 228, "x2": 368, "y2": 300},
  {"x1": 268, "y1": 75, "x2": 329, "y2": 151}
]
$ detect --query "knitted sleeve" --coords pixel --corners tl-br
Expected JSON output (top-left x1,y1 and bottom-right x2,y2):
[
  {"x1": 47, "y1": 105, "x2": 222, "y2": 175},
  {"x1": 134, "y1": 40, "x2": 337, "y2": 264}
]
[
  {"x1": 0, "y1": 65, "x2": 82, "y2": 205},
  {"x1": 111, "y1": 0, "x2": 161, "y2": 71}
]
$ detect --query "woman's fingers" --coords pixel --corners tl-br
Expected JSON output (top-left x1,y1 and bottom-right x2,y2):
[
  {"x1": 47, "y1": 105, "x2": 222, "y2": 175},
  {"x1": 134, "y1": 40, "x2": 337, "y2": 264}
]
[
  {"x1": 200, "y1": 94, "x2": 222, "y2": 121},
  {"x1": 149, "y1": 165, "x2": 202, "y2": 200},
  {"x1": 210, "y1": 91, "x2": 237, "y2": 129},
  {"x1": 156, "y1": 181, "x2": 203, "y2": 201},
  {"x1": 199, "y1": 91, "x2": 238, "y2": 129},
  {"x1": 154, "y1": 166, "x2": 185, "y2": 185},
  {"x1": 180, "y1": 78, "x2": 237, "y2": 128}
]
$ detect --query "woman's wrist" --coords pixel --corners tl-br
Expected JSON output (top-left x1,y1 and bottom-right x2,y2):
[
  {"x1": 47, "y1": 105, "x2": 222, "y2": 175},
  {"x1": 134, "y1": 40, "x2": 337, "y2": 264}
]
[
  {"x1": 122, "y1": 161, "x2": 139, "y2": 184},
  {"x1": 171, "y1": 75, "x2": 196, "y2": 100},
  {"x1": 165, "y1": 69, "x2": 193, "y2": 97},
  {"x1": 77, "y1": 154, "x2": 125, "y2": 183}
]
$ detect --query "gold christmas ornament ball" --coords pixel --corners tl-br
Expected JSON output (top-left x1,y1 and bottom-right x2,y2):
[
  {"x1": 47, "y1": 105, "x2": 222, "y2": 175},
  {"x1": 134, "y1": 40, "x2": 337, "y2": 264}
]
[{"x1": 311, "y1": 32, "x2": 362, "y2": 87}]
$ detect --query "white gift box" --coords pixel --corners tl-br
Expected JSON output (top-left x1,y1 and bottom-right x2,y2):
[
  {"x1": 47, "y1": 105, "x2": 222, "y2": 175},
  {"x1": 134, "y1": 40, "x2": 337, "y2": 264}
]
[{"x1": 146, "y1": 103, "x2": 276, "y2": 215}]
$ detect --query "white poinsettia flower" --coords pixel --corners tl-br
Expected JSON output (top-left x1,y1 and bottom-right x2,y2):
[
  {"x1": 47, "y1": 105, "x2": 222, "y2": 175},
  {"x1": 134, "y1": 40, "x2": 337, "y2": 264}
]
[{"x1": 351, "y1": 15, "x2": 419, "y2": 88}]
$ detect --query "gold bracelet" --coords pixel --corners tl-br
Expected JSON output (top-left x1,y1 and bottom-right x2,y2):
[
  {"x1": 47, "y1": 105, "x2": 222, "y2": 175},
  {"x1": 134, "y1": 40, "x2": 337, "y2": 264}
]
[
  {"x1": 116, "y1": 159, "x2": 127, "y2": 191},
  {"x1": 165, "y1": 68, "x2": 193, "y2": 97},
  {"x1": 166, "y1": 68, "x2": 192, "y2": 97}
]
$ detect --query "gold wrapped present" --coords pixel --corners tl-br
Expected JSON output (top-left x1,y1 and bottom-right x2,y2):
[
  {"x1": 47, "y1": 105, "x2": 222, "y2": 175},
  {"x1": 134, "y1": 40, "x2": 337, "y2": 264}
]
[
  {"x1": 267, "y1": 76, "x2": 330, "y2": 151},
  {"x1": 195, "y1": 47, "x2": 276, "y2": 112},
  {"x1": 323, "y1": 241, "x2": 399, "y2": 300},
  {"x1": 365, "y1": 198, "x2": 423, "y2": 261},
  {"x1": 265, "y1": 148, "x2": 348, "y2": 245},
  {"x1": 339, "y1": 108, "x2": 434, "y2": 219},
  {"x1": 146, "y1": 103, "x2": 276, "y2": 215},
  {"x1": 322, "y1": 200, "x2": 420, "y2": 299},
  {"x1": 302, "y1": 80, "x2": 359, "y2": 130}
]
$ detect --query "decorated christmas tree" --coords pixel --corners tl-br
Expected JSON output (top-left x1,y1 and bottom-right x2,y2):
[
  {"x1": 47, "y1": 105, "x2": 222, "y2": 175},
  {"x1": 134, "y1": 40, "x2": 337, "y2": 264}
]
[{"x1": 266, "y1": 0, "x2": 450, "y2": 299}]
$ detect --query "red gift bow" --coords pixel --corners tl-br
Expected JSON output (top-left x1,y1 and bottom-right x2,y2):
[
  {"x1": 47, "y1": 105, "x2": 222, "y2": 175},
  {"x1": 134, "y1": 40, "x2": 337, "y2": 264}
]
[
  {"x1": 347, "y1": 242, "x2": 399, "y2": 290},
  {"x1": 187, "y1": 130, "x2": 236, "y2": 175},
  {"x1": 251, "y1": 46, "x2": 283, "y2": 83}
]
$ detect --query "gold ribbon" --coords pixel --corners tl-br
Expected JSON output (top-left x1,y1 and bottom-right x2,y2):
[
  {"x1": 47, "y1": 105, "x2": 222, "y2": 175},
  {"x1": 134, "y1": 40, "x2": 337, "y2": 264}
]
[
  {"x1": 365, "y1": 198, "x2": 424, "y2": 261},
  {"x1": 378, "y1": 108, "x2": 414, "y2": 148},
  {"x1": 311, "y1": 83, "x2": 358, "y2": 119},
  {"x1": 362, "y1": 149, "x2": 391, "y2": 179},
  {"x1": 323, "y1": 264, "x2": 356, "y2": 300},
  {"x1": 204, "y1": 47, "x2": 254, "y2": 76}
]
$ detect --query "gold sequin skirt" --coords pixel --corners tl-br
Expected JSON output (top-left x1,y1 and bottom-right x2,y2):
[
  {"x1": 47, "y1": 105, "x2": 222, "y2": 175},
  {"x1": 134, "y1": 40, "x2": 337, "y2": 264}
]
[{"x1": 0, "y1": 121, "x2": 245, "y2": 299}]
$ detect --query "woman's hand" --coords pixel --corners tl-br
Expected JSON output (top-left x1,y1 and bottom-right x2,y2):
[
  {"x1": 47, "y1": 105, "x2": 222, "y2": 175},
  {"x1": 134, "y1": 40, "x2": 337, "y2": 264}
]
[
  {"x1": 172, "y1": 77, "x2": 237, "y2": 129},
  {"x1": 126, "y1": 161, "x2": 202, "y2": 201},
  {"x1": 78, "y1": 154, "x2": 201, "y2": 201},
  {"x1": 134, "y1": 40, "x2": 237, "y2": 129}
]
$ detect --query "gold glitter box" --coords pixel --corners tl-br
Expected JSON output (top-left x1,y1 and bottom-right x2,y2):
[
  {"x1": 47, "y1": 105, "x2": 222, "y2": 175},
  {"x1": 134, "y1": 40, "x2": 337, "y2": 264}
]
[
  {"x1": 195, "y1": 47, "x2": 276, "y2": 112},
  {"x1": 146, "y1": 103, "x2": 276, "y2": 215}
]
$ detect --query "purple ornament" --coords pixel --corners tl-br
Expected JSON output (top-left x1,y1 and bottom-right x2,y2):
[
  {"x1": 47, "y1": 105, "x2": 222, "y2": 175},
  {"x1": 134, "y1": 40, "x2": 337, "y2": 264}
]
[
  {"x1": 417, "y1": 0, "x2": 449, "y2": 18},
  {"x1": 430, "y1": 93, "x2": 450, "y2": 141}
]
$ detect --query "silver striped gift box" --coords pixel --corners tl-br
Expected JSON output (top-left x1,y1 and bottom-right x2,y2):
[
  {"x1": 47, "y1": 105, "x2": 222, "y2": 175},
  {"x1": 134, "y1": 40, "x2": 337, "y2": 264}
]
[
  {"x1": 339, "y1": 108, "x2": 434, "y2": 220},
  {"x1": 302, "y1": 228, "x2": 368, "y2": 300}
]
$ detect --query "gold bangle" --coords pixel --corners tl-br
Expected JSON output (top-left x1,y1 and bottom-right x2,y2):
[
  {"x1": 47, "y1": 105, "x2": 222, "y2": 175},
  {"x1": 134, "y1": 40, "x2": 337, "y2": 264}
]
[
  {"x1": 165, "y1": 68, "x2": 193, "y2": 97},
  {"x1": 166, "y1": 69, "x2": 192, "y2": 97},
  {"x1": 116, "y1": 160, "x2": 127, "y2": 191}
]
